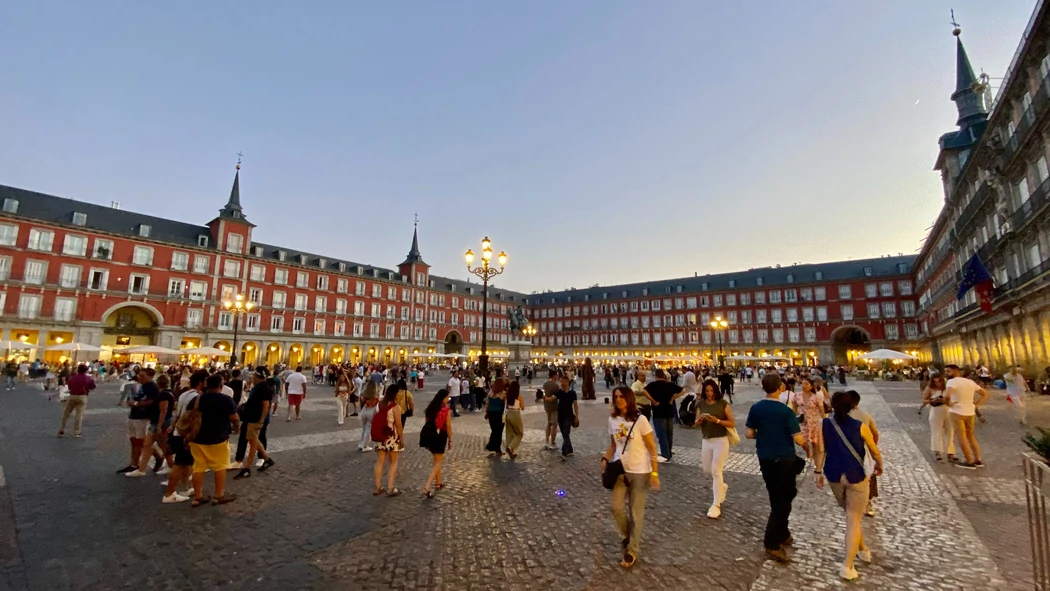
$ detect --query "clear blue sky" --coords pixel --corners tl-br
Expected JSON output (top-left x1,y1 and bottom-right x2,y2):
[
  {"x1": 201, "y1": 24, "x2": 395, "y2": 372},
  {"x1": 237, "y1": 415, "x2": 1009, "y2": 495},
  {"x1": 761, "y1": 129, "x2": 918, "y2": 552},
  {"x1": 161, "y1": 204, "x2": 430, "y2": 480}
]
[{"x1": 0, "y1": 1, "x2": 1036, "y2": 293}]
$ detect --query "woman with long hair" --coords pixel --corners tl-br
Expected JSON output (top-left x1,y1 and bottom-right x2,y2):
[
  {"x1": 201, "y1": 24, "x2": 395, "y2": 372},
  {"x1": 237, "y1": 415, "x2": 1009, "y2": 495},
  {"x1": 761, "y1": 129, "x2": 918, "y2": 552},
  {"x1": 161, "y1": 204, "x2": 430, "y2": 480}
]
[
  {"x1": 372, "y1": 385, "x2": 404, "y2": 497},
  {"x1": 396, "y1": 378, "x2": 414, "y2": 429},
  {"x1": 419, "y1": 389, "x2": 452, "y2": 497},
  {"x1": 602, "y1": 386, "x2": 660, "y2": 569},
  {"x1": 504, "y1": 381, "x2": 525, "y2": 458},
  {"x1": 335, "y1": 371, "x2": 352, "y2": 426},
  {"x1": 485, "y1": 378, "x2": 507, "y2": 458},
  {"x1": 357, "y1": 379, "x2": 381, "y2": 452},
  {"x1": 694, "y1": 379, "x2": 735, "y2": 519},
  {"x1": 817, "y1": 391, "x2": 883, "y2": 581},
  {"x1": 794, "y1": 377, "x2": 826, "y2": 464},
  {"x1": 920, "y1": 374, "x2": 955, "y2": 462}
]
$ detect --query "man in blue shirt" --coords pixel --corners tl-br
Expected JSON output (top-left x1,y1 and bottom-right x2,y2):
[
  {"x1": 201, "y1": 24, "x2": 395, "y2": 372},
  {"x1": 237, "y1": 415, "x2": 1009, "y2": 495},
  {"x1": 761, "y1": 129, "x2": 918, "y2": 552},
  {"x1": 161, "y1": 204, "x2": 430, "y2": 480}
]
[{"x1": 746, "y1": 373, "x2": 805, "y2": 563}]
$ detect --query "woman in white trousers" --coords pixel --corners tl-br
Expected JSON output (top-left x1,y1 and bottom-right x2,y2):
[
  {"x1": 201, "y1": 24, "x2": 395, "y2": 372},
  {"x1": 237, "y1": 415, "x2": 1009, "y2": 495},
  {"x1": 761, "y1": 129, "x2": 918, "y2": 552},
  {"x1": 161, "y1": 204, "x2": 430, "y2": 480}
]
[
  {"x1": 921, "y1": 374, "x2": 955, "y2": 462},
  {"x1": 694, "y1": 379, "x2": 735, "y2": 519}
]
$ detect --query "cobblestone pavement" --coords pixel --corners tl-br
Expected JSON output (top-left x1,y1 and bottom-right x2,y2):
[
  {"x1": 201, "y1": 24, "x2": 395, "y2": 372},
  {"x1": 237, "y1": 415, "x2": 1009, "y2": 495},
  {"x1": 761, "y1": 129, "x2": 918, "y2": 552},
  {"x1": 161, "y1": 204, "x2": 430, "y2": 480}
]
[{"x1": 0, "y1": 375, "x2": 1039, "y2": 590}]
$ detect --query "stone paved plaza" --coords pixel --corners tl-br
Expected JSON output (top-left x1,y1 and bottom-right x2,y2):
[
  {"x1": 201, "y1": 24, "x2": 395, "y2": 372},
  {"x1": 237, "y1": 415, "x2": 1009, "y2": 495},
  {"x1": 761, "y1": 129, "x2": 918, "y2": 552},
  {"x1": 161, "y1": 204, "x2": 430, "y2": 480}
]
[{"x1": 0, "y1": 374, "x2": 1043, "y2": 590}]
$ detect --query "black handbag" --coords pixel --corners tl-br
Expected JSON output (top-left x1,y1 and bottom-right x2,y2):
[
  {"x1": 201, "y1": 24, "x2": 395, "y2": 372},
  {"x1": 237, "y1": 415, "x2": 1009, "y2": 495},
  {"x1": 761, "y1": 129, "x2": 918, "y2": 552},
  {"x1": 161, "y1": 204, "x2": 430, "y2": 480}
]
[{"x1": 602, "y1": 419, "x2": 638, "y2": 490}]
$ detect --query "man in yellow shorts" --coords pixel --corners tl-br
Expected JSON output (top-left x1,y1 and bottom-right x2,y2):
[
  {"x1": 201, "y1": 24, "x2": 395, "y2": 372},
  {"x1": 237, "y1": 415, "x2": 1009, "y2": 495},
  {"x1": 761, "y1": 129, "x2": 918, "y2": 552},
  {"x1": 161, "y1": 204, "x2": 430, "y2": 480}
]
[{"x1": 190, "y1": 374, "x2": 240, "y2": 507}]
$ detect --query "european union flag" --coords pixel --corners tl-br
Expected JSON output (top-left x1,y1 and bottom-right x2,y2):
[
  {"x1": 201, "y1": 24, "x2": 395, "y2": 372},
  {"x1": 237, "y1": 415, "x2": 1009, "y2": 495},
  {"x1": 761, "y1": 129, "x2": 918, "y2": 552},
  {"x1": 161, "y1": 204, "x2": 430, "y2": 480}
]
[{"x1": 957, "y1": 253, "x2": 994, "y2": 312}]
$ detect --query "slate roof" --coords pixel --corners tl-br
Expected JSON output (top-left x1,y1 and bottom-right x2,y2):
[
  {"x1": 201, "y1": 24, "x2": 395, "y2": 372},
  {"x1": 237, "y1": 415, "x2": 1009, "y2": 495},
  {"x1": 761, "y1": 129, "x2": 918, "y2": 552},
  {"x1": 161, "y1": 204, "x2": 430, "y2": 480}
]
[{"x1": 531, "y1": 255, "x2": 917, "y2": 306}]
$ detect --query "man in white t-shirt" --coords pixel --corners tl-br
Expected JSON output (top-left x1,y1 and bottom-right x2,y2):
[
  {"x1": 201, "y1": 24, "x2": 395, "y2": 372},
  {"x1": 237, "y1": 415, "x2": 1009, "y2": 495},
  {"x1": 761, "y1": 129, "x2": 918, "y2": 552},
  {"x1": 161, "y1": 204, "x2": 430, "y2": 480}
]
[
  {"x1": 460, "y1": 378, "x2": 472, "y2": 412},
  {"x1": 284, "y1": 366, "x2": 308, "y2": 422},
  {"x1": 1005, "y1": 365, "x2": 1030, "y2": 425},
  {"x1": 447, "y1": 372, "x2": 462, "y2": 418},
  {"x1": 944, "y1": 364, "x2": 990, "y2": 469}
]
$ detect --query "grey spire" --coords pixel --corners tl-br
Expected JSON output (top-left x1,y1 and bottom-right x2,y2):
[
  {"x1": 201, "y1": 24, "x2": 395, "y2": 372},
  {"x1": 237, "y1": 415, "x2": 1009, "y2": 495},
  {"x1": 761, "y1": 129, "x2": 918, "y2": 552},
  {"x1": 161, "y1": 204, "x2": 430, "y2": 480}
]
[
  {"x1": 950, "y1": 29, "x2": 987, "y2": 128},
  {"x1": 219, "y1": 163, "x2": 245, "y2": 220},
  {"x1": 401, "y1": 219, "x2": 425, "y2": 265}
]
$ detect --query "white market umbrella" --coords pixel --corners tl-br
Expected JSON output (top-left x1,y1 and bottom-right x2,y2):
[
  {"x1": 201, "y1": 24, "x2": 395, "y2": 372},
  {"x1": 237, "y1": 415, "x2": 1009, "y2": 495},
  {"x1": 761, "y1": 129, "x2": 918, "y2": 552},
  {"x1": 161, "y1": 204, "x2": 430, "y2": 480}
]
[
  {"x1": 44, "y1": 342, "x2": 104, "y2": 352},
  {"x1": 113, "y1": 345, "x2": 182, "y2": 356},
  {"x1": 0, "y1": 340, "x2": 39, "y2": 350},
  {"x1": 726, "y1": 354, "x2": 757, "y2": 361},
  {"x1": 857, "y1": 349, "x2": 918, "y2": 361},
  {"x1": 181, "y1": 346, "x2": 231, "y2": 356}
]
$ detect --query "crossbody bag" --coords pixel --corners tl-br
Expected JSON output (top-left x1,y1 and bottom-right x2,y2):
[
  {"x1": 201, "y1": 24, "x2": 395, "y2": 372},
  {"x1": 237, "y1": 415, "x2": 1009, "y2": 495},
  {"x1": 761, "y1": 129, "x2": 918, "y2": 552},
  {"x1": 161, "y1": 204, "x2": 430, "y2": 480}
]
[{"x1": 829, "y1": 418, "x2": 866, "y2": 474}]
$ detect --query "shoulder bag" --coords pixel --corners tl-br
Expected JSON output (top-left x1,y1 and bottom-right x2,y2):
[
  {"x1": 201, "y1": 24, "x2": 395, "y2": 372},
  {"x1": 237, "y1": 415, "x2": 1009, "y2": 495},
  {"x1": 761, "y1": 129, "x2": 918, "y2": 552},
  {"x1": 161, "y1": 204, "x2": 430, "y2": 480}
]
[
  {"x1": 602, "y1": 419, "x2": 638, "y2": 490},
  {"x1": 176, "y1": 396, "x2": 203, "y2": 444},
  {"x1": 718, "y1": 400, "x2": 741, "y2": 446}
]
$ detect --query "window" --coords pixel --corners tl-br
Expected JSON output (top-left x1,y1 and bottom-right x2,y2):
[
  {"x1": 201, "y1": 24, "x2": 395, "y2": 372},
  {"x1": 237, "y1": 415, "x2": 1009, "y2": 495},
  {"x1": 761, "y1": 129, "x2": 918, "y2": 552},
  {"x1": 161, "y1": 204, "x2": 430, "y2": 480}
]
[
  {"x1": 865, "y1": 283, "x2": 877, "y2": 298},
  {"x1": 292, "y1": 317, "x2": 305, "y2": 334},
  {"x1": 168, "y1": 279, "x2": 186, "y2": 297},
  {"x1": 129, "y1": 274, "x2": 150, "y2": 295},
  {"x1": 296, "y1": 272, "x2": 309, "y2": 288},
  {"x1": 132, "y1": 246, "x2": 153, "y2": 266},
  {"x1": 754, "y1": 291, "x2": 766, "y2": 304},
  {"x1": 885, "y1": 324, "x2": 899, "y2": 340},
  {"x1": 814, "y1": 287, "x2": 826, "y2": 301},
  {"x1": 248, "y1": 288, "x2": 263, "y2": 305},
  {"x1": 89, "y1": 269, "x2": 109, "y2": 291},
  {"x1": 713, "y1": 295, "x2": 723, "y2": 306},
  {"x1": 902, "y1": 301, "x2": 916, "y2": 317},
  {"x1": 0, "y1": 256, "x2": 9, "y2": 281},
  {"x1": 905, "y1": 324, "x2": 919, "y2": 339},
  {"x1": 740, "y1": 293, "x2": 750, "y2": 306},
  {"x1": 62, "y1": 235, "x2": 88, "y2": 256},
  {"x1": 23, "y1": 260, "x2": 47, "y2": 285},
  {"x1": 354, "y1": 301, "x2": 365, "y2": 315},
  {"x1": 170, "y1": 251, "x2": 189, "y2": 271},
  {"x1": 18, "y1": 294, "x2": 42, "y2": 319},
  {"x1": 2, "y1": 199, "x2": 17, "y2": 213},
  {"x1": 371, "y1": 303, "x2": 381, "y2": 317},
  {"x1": 315, "y1": 295, "x2": 327, "y2": 313},
  {"x1": 28, "y1": 229, "x2": 55, "y2": 251},
  {"x1": 837, "y1": 285, "x2": 852, "y2": 299},
  {"x1": 788, "y1": 327, "x2": 800, "y2": 343},
  {"x1": 863, "y1": 266, "x2": 873, "y2": 277},
  {"x1": 768, "y1": 290, "x2": 781, "y2": 304},
  {"x1": 59, "y1": 264, "x2": 81, "y2": 288},
  {"x1": 786, "y1": 308, "x2": 798, "y2": 322},
  {"x1": 882, "y1": 302, "x2": 896, "y2": 318},
  {"x1": 294, "y1": 294, "x2": 308, "y2": 311},
  {"x1": 250, "y1": 264, "x2": 266, "y2": 281},
  {"x1": 355, "y1": 281, "x2": 366, "y2": 296},
  {"x1": 317, "y1": 275, "x2": 329, "y2": 290},
  {"x1": 186, "y1": 309, "x2": 204, "y2": 329},
  {"x1": 370, "y1": 324, "x2": 380, "y2": 338},
  {"x1": 353, "y1": 322, "x2": 364, "y2": 337},
  {"x1": 387, "y1": 286, "x2": 397, "y2": 300},
  {"x1": 273, "y1": 268, "x2": 288, "y2": 285},
  {"x1": 270, "y1": 315, "x2": 285, "y2": 332},
  {"x1": 189, "y1": 281, "x2": 208, "y2": 300},
  {"x1": 222, "y1": 260, "x2": 241, "y2": 278},
  {"x1": 245, "y1": 314, "x2": 260, "y2": 331},
  {"x1": 840, "y1": 304, "x2": 854, "y2": 321},
  {"x1": 217, "y1": 312, "x2": 233, "y2": 330},
  {"x1": 0, "y1": 224, "x2": 16, "y2": 246},
  {"x1": 336, "y1": 299, "x2": 348, "y2": 314},
  {"x1": 337, "y1": 278, "x2": 348, "y2": 293},
  {"x1": 879, "y1": 282, "x2": 894, "y2": 297},
  {"x1": 804, "y1": 327, "x2": 816, "y2": 342},
  {"x1": 867, "y1": 303, "x2": 880, "y2": 319},
  {"x1": 197, "y1": 236, "x2": 209, "y2": 248},
  {"x1": 193, "y1": 255, "x2": 210, "y2": 274},
  {"x1": 771, "y1": 309, "x2": 783, "y2": 323},
  {"x1": 898, "y1": 280, "x2": 913, "y2": 296},
  {"x1": 816, "y1": 306, "x2": 828, "y2": 321},
  {"x1": 314, "y1": 319, "x2": 326, "y2": 335},
  {"x1": 372, "y1": 284, "x2": 382, "y2": 298},
  {"x1": 802, "y1": 307, "x2": 814, "y2": 321},
  {"x1": 756, "y1": 277, "x2": 764, "y2": 286},
  {"x1": 226, "y1": 234, "x2": 243, "y2": 254},
  {"x1": 773, "y1": 328, "x2": 784, "y2": 343},
  {"x1": 756, "y1": 309, "x2": 767, "y2": 323},
  {"x1": 138, "y1": 224, "x2": 151, "y2": 237}
]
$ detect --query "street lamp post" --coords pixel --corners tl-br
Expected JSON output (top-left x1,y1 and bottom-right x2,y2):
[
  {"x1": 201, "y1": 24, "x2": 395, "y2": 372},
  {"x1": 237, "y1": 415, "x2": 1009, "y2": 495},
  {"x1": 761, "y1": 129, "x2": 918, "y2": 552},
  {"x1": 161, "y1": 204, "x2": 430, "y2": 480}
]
[
  {"x1": 222, "y1": 293, "x2": 253, "y2": 367},
  {"x1": 710, "y1": 316, "x2": 729, "y2": 369},
  {"x1": 465, "y1": 236, "x2": 507, "y2": 377}
]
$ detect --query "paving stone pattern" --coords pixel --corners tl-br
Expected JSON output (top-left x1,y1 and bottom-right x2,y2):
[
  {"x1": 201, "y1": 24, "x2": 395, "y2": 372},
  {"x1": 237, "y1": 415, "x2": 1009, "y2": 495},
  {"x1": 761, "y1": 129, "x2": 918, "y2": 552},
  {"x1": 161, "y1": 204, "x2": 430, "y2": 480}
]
[{"x1": 0, "y1": 377, "x2": 1038, "y2": 590}]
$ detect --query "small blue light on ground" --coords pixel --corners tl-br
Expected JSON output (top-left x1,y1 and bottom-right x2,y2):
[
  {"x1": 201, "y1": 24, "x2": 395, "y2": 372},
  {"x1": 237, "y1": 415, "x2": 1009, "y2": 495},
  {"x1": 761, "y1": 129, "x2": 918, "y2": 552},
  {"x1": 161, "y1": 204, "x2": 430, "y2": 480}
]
[{"x1": 555, "y1": 489, "x2": 566, "y2": 497}]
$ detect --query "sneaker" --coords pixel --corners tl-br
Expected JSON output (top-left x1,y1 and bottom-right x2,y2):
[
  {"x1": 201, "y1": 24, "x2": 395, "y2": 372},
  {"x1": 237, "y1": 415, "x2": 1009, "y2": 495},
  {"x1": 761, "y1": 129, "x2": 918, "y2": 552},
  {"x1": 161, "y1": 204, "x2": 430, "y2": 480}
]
[
  {"x1": 258, "y1": 458, "x2": 275, "y2": 472},
  {"x1": 57, "y1": 431, "x2": 64, "y2": 438},
  {"x1": 955, "y1": 462, "x2": 977, "y2": 470},
  {"x1": 362, "y1": 446, "x2": 374, "y2": 452},
  {"x1": 115, "y1": 466, "x2": 136, "y2": 474},
  {"x1": 858, "y1": 549, "x2": 872, "y2": 564},
  {"x1": 840, "y1": 566, "x2": 859, "y2": 581},
  {"x1": 707, "y1": 504, "x2": 721, "y2": 519},
  {"x1": 124, "y1": 469, "x2": 148, "y2": 478},
  {"x1": 656, "y1": 456, "x2": 668, "y2": 464},
  {"x1": 162, "y1": 492, "x2": 191, "y2": 504},
  {"x1": 160, "y1": 480, "x2": 168, "y2": 486},
  {"x1": 156, "y1": 466, "x2": 172, "y2": 476},
  {"x1": 255, "y1": 459, "x2": 265, "y2": 468},
  {"x1": 233, "y1": 469, "x2": 251, "y2": 480},
  {"x1": 74, "y1": 434, "x2": 82, "y2": 438},
  {"x1": 974, "y1": 460, "x2": 985, "y2": 468}
]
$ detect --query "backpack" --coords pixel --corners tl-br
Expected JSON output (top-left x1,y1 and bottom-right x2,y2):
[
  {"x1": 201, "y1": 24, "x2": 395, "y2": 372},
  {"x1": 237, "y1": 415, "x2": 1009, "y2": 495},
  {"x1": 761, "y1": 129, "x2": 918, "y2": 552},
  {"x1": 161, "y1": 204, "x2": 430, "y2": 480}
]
[
  {"x1": 175, "y1": 395, "x2": 202, "y2": 443},
  {"x1": 371, "y1": 403, "x2": 395, "y2": 442}
]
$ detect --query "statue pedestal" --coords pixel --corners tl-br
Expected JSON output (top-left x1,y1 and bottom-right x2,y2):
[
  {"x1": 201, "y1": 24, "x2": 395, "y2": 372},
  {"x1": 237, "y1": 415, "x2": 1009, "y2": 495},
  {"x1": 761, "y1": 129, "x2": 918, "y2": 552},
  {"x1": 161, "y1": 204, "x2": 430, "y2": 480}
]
[{"x1": 507, "y1": 340, "x2": 533, "y2": 365}]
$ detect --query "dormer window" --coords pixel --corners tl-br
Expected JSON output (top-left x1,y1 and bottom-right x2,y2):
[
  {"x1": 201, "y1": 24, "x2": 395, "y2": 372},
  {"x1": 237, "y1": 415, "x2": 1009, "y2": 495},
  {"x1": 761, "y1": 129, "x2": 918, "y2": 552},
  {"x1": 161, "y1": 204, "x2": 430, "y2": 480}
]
[
  {"x1": 815, "y1": 271, "x2": 823, "y2": 281},
  {"x1": 786, "y1": 273, "x2": 795, "y2": 283},
  {"x1": 138, "y1": 224, "x2": 151, "y2": 238},
  {"x1": 338, "y1": 262, "x2": 346, "y2": 272},
  {"x1": 371, "y1": 268, "x2": 379, "y2": 277},
  {"x1": 356, "y1": 265, "x2": 364, "y2": 274},
  {"x1": 298, "y1": 254, "x2": 307, "y2": 265},
  {"x1": 756, "y1": 277, "x2": 764, "y2": 286},
  {"x1": 253, "y1": 246, "x2": 263, "y2": 257},
  {"x1": 602, "y1": 292, "x2": 608, "y2": 300},
  {"x1": 2, "y1": 199, "x2": 18, "y2": 214},
  {"x1": 72, "y1": 212, "x2": 87, "y2": 226},
  {"x1": 450, "y1": 284, "x2": 457, "y2": 293},
  {"x1": 468, "y1": 287, "x2": 475, "y2": 295},
  {"x1": 318, "y1": 258, "x2": 327, "y2": 268},
  {"x1": 863, "y1": 266, "x2": 873, "y2": 277},
  {"x1": 277, "y1": 250, "x2": 286, "y2": 262},
  {"x1": 198, "y1": 236, "x2": 209, "y2": 247},
  {"x1": 622, "y1": 290, "x2": 629, "y2": 297}
]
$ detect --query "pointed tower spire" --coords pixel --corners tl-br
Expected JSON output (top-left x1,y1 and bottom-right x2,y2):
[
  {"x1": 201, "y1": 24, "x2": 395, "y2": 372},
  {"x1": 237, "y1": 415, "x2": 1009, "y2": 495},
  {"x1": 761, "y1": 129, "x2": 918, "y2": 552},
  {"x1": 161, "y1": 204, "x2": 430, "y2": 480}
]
[
  {"x1": 219, "y1": 154, "x2": 245, "y2": 220},
  {"x1": 949, "y1": 17, "x2": 987, "y2": 128},
  {"x1": 401, "y1": 213, "x2": 425, "y2": 265}
]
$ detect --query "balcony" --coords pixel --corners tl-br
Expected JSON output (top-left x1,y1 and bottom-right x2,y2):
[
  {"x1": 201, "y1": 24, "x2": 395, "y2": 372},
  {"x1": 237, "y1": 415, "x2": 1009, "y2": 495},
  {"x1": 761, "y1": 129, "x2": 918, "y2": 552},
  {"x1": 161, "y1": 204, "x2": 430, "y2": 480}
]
[
  {"x1": 995, "y1": 258, "x2": 1050, "y2": 299},
  {"x1": 1011, "y1": 175, "x2": 1050, "y2": 235},
  {"x1": 955, "y1": 183, "x2": 994, "y2": 235},
  {"x1": 1003, "y1": 72, "x2": 1050, "y2": 163}
]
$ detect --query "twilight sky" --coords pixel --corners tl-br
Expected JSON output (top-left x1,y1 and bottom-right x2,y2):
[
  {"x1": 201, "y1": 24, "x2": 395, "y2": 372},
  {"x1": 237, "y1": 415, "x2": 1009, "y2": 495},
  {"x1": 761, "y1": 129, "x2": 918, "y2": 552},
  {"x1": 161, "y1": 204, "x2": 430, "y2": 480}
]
[{"x1": 0, "y1": 1, "x2": 1037, "y2": 293}]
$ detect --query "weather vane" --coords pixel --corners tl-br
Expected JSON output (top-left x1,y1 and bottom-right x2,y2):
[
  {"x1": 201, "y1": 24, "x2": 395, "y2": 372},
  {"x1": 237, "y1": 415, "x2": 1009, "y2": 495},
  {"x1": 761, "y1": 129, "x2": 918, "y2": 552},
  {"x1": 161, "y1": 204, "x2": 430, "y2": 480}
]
[
  {"x1": 236, "y1": 151, "x2": 244, "y2": 170},
  {"x1": 414, "y1": 212, "x2": 418, "y2": 227},
  {"x1": 951, "y1": 9, "x2": 961, "y2": 36}
]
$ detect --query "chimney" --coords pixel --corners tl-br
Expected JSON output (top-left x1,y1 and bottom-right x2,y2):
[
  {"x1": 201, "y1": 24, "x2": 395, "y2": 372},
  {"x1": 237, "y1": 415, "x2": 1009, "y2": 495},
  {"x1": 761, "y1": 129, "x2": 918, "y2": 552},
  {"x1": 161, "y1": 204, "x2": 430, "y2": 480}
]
[{"x1": 110, "y1": 201, "x2": 121, "y2": 210}]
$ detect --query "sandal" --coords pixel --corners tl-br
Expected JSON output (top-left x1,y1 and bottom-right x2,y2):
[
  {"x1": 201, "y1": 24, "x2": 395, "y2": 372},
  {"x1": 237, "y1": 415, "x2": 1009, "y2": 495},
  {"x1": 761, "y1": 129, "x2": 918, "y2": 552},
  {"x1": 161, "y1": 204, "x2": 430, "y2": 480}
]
[
  {"x1": 422, "y1": 490, "x2": 433, "y2": 499},
  {"x1": 435, "y1": 483, "x2": 445, "y2": 490},
  {"x1": 191, "y1": 496, "x2": 211, "y2": 508},
  {"x1": 212, "y1": 494, "x2": 237, "y2": 506},
  {"x1": 620, "y1": 552, "x2": 637, "y2": 569},
  {"x1": 387, "y1": 488, "x2": 402, "y2": 497},
  {"x1": 373, "y1": 487, "x2": 385, "y2": 496}
]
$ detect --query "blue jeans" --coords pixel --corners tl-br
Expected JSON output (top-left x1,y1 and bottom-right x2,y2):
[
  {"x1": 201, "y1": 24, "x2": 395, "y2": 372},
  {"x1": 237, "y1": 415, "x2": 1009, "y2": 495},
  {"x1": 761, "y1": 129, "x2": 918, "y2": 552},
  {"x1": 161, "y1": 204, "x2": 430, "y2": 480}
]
[
  {"x1": 652, "y1": 417, "x2": 674, "y2": 459},
  {"x1": 559, "y1": 416, "x2": 574, "y2": 455},
  {"x1": 449, "y1": 398, "x2": 460, "y2": 415},
  {"x1": 4, "y1": 375, "x2": 13, "y2": 389}
]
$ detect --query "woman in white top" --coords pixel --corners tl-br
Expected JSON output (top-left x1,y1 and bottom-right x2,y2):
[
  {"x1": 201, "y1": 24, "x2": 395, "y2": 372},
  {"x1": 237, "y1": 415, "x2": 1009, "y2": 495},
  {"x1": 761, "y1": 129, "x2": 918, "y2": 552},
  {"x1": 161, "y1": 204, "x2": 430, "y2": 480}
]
[
  {"x1": 601, "y1": 386, "x2": 661, "y2": 569},
  {"x1": 919, "y1": 374, "x2": 955, "y2": 462},
  {"x1": 1004, "y1": 365, "x2": 1029, "y2": 425}
]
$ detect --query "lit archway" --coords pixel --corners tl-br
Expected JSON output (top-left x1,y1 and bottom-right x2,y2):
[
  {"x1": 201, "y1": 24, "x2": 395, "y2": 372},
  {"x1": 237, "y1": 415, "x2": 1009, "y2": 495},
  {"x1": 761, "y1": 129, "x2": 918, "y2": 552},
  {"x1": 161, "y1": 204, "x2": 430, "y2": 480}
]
[
  {"x1": 309, "y1": 344, "x2": 326, "y2": 366},
  {"x1": 288, "y1": 343, "x2": 304, "y2": 368},
  {"x1": 240, "y1": 342, "x2": 258, "y2": 366},
  {"x1": 830, "y1": 325, "x2": 871, "y2": 365},
  {"x1": 444, "y1": 330, "x2": 463, "y2": 355},
  {"x1": 265, "y1": 343, "x2": 282, "y2": 367},
  {"x1": 100, "y1": 304, "x2": 162, "y2": 349}
]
